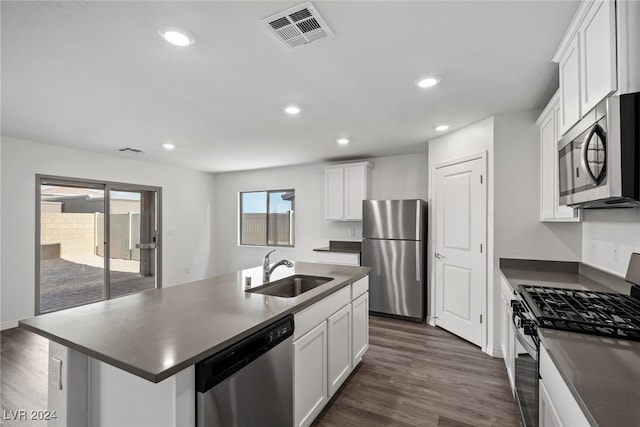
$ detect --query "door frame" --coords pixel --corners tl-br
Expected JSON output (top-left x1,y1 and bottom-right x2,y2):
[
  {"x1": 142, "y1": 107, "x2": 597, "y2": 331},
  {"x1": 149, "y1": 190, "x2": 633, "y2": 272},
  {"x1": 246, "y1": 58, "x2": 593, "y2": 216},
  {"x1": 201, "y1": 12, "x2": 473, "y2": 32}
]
[
  {"x1": 35, "y1": 175, "x2": 163, "y2": 314},
  {"x1": 430, "y1": 152, "x2": 488, "y2": 351}
]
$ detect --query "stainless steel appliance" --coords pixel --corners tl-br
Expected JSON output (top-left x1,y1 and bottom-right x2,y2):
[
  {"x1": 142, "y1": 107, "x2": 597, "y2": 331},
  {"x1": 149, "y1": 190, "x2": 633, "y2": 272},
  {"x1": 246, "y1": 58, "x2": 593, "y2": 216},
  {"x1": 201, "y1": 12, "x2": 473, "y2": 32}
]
[
  {"x1": 558, "y1": 91, "x2": 640, "y2": 208},
  {"x1": 195, "y1": 315, "x2": 294, "y2": 427},
  {"x1": 510, "y1": 253, "x2": 640, "y2": 427},
  {"x1": 362, "y1": 199, "x2": 427, "y2": 321}
]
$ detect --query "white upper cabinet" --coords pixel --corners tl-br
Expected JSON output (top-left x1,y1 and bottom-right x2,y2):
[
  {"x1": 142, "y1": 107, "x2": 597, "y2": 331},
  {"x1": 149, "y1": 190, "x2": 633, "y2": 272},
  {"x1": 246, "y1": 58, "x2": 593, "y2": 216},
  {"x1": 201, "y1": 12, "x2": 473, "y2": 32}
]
[
  {"x1": 537, "y1": 92, "x2": 580, "y2": 222},
  {"x1": 580, "y1": 0, "x2": 617, "y2": 113},
  {"x1": 558, "y1": 33, "x2": 582, "y2": 135},
  {"x1": 324, "y1": 162, "x2": 371, "y2": 221},
  {"x1": 554, "y1": 0, "x2": 617, "y2": 136}
]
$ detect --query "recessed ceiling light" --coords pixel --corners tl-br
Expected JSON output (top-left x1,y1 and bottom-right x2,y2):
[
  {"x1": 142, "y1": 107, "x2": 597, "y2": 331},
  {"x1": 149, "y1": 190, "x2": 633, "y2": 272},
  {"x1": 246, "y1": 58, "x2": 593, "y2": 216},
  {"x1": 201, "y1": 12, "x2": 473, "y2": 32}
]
[
  {"x1": 336, "y1": 138, "x2": 350, "y2": 145},
  {"x1": 159, "y1": 28, "x2": 194, "y2": 47},
  {"x1": 284, "y1": 105, "x2": 301, "y2": 115},
  {"x1": 163, "y1": 143, "x2": 176, "y2": 150},
  {"x1": 416, "y1": 77, "x2": 440, "y2": 88},
  {"x1": 435, "y1": 125, "x2": 450, "y2": 132}
]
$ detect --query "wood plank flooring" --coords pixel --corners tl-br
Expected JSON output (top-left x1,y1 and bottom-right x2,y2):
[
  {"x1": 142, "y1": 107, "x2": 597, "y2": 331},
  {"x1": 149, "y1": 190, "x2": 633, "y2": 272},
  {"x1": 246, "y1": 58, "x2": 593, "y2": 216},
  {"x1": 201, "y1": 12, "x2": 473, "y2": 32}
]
[
  {"x1": 0, "y1": 316, "x2": 519, "y2": 427},
  {"x1": 0, "y1": 327, "x2": 49, "y2": 427},
  {"x1": 312, "y1": 316, "x2": 520, "y2": 427}
]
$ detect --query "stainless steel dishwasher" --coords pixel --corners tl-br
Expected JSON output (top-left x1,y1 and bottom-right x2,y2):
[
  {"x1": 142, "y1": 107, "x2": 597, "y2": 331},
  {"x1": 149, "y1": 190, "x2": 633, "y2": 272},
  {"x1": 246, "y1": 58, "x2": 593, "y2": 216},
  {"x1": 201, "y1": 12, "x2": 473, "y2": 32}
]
[{"x1": 195, "y1": 315, "x2": 294, "y2": 427}]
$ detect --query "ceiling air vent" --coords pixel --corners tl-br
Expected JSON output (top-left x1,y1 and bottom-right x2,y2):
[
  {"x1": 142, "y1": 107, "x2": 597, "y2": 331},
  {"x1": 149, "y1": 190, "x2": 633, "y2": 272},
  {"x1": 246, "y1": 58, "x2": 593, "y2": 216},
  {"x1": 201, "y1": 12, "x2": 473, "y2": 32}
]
[
  {"x1": 262, "y1": 2, "x2": 334, "y2": 49},
  {"x1": 117, "y1": 147, "x2": 145, "y2": 154}
]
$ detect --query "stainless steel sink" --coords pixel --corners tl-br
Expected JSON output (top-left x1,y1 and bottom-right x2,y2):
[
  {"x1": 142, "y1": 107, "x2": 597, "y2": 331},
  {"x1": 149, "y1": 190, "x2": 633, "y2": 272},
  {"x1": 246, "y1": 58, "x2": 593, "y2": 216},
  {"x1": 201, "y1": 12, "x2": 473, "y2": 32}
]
[{"x1": 247, "y1": 275, "x2": 332, "y2": 298}]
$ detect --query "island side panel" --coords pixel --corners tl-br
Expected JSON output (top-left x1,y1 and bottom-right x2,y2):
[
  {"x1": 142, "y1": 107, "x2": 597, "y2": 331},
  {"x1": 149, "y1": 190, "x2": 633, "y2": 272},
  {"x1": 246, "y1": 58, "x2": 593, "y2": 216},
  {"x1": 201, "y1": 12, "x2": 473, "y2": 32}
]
[
  {"x1": 48, "y1": 341, "x2": 89, "y2": 427},
  {"x1": 89, "y1": 360, "x2": 195, "y2": 427}
]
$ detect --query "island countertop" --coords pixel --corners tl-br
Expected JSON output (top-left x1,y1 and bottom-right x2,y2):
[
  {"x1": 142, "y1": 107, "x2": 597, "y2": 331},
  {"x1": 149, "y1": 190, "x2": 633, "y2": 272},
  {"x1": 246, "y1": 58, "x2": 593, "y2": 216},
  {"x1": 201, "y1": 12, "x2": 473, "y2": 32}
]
[{"x1": 19, "y1": 262, "x2": 370, "y2": 383}]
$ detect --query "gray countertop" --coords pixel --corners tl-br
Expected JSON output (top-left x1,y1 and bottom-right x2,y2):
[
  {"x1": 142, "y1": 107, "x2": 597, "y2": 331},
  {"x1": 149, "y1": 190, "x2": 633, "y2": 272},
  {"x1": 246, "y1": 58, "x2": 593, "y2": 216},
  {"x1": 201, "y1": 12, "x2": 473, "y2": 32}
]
[
  {"x1": 19, "y1": 262, "x2": 370, "y2": 383},
  {"x1": 313, "y1": 240, "x2": 362, "y2": 254},
  {"x1": 500, "y1": 258, "x2": 638, "y2": 426},
  {"x1": 538, "y1": 329, "x2": 640, "y2": 427}
]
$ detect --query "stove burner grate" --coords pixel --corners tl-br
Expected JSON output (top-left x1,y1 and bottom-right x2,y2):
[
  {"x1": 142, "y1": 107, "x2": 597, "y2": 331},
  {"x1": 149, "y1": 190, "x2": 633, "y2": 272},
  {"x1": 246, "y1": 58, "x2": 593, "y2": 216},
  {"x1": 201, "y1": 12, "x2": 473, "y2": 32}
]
[{"x1": 517, "y1": 285, "x2": 640, "y2": 341}]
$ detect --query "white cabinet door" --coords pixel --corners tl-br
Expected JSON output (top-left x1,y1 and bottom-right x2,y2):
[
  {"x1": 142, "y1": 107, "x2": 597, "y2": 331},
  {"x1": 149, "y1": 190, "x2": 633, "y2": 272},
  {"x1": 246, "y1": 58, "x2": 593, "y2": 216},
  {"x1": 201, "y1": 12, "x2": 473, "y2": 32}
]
[
  {"x1": 540, "y1": 110, "x2": 556, "y2": 221},
  {"x1": 559, "y1": 33, "x2": 581, "y2": 135},
  {"x1": 324, "y1": 168, "x2": 344, "y2": 220},
  {"x1": 539, "y1": 380, "x2": 564, "y2": 427},
  {"x1": 580, "y1": 0, "x2": 616, "y2": 114},
  {"x1": 538, "y1": 93, "x2": 580, "y2": 222},
  {"x1": 323, "y1": 162, "x2": 370, "y2": 220},
  {"x1": 343, "y1": 165, "x2": 367, "y2": 220},
  {"x1": 327, "y1": 304, "x2": 352, "y2": 397},
  {"x1": 294, "y1": 322, "x2": 328, "y2": 427},
  {"x1": 351, "y1": 292, "x2": 369, "y2": 366}
]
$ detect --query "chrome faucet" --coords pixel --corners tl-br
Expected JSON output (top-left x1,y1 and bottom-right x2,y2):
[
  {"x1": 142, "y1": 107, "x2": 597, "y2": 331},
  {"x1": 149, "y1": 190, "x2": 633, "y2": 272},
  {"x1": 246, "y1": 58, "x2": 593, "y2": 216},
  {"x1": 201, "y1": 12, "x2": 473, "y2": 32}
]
[{"x1": 263, "y1": 249, "x2": 293, "y2": 282}]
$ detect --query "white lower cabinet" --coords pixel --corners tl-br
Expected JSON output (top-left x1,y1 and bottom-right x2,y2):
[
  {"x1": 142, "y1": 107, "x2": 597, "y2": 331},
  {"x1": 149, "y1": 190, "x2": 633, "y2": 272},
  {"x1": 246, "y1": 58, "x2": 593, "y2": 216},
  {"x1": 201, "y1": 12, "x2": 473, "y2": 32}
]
[
  {"x1": 499, "y1": 275, "x2": 516, "y2": 392},
  {"x1": 327, "y1": 304, "x2": 352, "y2": 397},
  {"x1": 539, "y1": 345, "x2": 590, "y2": 426},
  {"x1": 293, "y1": 277, "x2": 369, "y2": 427},
  {"x1": 351, "y1": 291, "x2": 369, "y2": 366},
  {"x1": 294, "y1": 322, "x2": 328, "y2": 427},
  {"x1": 539, "y1": 379, "x2": 563, "y2": 427}
]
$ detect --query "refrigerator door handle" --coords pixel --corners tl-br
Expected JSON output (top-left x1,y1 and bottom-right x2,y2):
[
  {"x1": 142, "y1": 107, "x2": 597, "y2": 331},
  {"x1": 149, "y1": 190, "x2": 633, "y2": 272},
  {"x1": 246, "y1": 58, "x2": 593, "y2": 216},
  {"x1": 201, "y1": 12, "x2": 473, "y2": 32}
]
[
  {"x1": 415, "y1": 202, "x2": 421, "y2": 240},
  {"x1": 416, "y1": 242, "x2": 421, "y2": 282}
]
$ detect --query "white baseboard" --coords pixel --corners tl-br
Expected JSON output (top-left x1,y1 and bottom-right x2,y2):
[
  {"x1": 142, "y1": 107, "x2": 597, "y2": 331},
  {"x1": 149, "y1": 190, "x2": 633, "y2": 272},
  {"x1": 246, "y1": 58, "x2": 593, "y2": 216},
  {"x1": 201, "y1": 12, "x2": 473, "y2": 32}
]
[
  {"x1": 1, "y1": 320, "x2": 19, "y2": 331},
  {"x1": 485, "y1": 345, "x2": 503, "y2": 358}
]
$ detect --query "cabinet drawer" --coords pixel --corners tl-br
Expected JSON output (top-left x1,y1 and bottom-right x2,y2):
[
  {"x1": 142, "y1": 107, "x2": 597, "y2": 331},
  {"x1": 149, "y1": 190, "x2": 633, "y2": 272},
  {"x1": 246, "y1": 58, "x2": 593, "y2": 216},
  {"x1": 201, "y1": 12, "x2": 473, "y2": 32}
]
[
  {"x1": 351, "y1": 276, "x2": 369, "y2": 300},
  {"x1": 294, "y1": 286, "x2": 350, "y2": 340},
  {"x1": 315, "y1": 251, "x2": 360, "y2": 266}
]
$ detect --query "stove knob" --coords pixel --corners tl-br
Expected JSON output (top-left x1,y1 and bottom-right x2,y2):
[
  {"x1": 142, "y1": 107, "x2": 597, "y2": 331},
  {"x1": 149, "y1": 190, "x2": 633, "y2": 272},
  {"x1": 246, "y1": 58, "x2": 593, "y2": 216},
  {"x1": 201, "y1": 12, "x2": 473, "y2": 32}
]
[
  {"x1": 510, "y1": 300, "x2": 523, "y2": 313},
  {"x1": 521, "y1": 319, "x2": 537, "y2": 336}
]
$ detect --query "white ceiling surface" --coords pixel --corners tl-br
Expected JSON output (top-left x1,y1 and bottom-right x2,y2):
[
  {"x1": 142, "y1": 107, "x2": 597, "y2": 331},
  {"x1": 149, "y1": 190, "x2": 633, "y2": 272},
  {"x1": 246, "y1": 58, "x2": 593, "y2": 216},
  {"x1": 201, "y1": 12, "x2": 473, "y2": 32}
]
[{"x1": 1, "y1": 1, "x2": 579, "y2": 173}]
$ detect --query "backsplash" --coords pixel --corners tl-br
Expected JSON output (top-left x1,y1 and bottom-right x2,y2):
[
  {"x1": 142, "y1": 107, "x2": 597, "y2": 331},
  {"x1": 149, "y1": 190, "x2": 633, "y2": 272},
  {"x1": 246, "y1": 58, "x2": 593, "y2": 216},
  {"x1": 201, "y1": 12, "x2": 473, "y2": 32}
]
[{"x1": 581, "y1": 209, "x2": 640, "y2": 277}]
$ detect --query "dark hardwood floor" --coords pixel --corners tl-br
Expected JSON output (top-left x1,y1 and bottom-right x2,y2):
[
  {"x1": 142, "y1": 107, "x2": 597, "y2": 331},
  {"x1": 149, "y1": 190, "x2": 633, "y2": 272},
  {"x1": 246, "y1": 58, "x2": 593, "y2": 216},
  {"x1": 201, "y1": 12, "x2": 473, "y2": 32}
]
[
  {"x1": 313, "y1": 316, "x2": 520, "y2": 427},
  {"x1": 1, "y1": 327, "x2": 49, "y2": 427},
  {"x1": 0, "y1": 316, "x2": 519, "y2": 427}
]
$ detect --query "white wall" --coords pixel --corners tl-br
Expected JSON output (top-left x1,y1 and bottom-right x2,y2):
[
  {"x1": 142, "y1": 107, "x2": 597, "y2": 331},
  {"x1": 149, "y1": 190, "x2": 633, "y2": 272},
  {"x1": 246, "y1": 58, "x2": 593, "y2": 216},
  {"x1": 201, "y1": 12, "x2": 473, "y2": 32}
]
[
  {"x1": 581, "y1": 209, "x2": 640, "y2": 277},
  {"x1": 213, "y1": 152, "x2": 428, "y2": 274},
  {"x1": 0, "y1": 136, "x2": 217, "y2": 328},
  {"x1": 493, "y1": 111, "x2": 582, "y2": 352}
]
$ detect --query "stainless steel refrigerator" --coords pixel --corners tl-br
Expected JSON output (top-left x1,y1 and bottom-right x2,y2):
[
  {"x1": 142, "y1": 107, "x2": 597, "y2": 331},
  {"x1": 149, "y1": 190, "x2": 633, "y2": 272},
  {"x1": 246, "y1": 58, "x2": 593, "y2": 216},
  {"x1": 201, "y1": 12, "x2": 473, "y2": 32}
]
[{"x1": 362, "y1": 199, "x2": 427, "y2": 321}]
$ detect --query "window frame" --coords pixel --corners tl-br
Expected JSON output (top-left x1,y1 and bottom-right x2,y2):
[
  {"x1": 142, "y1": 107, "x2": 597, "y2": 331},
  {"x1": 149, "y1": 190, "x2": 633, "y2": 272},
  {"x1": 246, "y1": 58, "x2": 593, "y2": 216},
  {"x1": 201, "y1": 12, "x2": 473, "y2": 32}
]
[{"x1": 239, "y1": 189, "x2": 295, "y2": 247}]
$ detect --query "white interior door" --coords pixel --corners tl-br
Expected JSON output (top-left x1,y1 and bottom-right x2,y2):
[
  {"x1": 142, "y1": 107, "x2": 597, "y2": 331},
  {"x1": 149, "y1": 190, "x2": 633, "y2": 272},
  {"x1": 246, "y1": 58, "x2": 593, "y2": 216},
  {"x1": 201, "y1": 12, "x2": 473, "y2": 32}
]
[{"x1": 434, "y1": 156, "x2": 486, "y2": 346}]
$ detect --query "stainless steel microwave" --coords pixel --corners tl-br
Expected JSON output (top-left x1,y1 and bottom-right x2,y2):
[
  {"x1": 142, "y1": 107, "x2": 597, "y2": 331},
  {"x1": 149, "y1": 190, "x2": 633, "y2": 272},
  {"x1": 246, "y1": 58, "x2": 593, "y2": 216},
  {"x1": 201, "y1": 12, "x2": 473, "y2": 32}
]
[{"x1": 558, "y1": 92, "x2": 640, "y2": 208}]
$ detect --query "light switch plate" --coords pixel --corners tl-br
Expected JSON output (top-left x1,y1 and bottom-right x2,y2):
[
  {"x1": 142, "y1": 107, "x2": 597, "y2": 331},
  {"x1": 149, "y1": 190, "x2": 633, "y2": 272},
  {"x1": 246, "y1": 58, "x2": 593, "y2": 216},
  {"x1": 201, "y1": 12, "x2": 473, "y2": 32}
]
[{"x1": 51, "y1": 357, "x2": 63, "y2": 390}]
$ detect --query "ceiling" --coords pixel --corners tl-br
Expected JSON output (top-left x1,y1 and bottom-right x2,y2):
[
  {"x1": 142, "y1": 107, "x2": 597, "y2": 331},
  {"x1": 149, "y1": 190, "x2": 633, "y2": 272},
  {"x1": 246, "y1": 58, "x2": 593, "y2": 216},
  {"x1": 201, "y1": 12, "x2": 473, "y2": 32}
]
[{"x1": 1, "y1": 1, "x2": 579, "y2": 173}]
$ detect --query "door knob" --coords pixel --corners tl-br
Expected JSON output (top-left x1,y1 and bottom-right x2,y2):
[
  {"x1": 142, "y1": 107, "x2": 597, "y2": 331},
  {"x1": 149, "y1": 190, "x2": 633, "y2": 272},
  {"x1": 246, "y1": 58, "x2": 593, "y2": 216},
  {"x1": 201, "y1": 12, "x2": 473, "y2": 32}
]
[{"x1": 435, "y1": 253, "x2": 446, "y2": 259}]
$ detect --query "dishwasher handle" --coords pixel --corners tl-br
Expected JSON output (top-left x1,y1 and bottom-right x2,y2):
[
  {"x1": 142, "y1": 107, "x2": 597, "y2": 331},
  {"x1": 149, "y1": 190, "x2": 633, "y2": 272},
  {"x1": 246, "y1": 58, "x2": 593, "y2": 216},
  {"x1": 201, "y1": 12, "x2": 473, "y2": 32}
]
[{"x1": 195, "y1": 315, "x2": 294, "y2": 393}]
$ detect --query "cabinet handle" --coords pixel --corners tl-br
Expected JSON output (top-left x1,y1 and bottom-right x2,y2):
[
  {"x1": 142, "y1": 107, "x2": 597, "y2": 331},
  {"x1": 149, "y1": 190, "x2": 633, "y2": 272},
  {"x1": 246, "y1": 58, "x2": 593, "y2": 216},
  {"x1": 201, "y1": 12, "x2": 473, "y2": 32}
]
[{"x1": 576, "y1": 167, "x2": 580, "y2": 178}]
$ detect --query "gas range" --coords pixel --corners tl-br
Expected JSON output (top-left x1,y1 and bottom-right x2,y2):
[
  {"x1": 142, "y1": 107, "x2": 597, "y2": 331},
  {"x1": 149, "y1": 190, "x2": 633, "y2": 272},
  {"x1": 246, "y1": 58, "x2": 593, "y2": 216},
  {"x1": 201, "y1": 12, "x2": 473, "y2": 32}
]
[{"x1": 517, "y1": 285, "x2": 640, "y2": 341}]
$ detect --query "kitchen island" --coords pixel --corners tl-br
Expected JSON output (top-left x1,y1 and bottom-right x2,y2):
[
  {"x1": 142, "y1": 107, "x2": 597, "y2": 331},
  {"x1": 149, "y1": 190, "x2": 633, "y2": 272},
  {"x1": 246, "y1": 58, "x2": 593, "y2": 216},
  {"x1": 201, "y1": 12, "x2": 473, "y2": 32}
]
[{"x1": 19, "y1": 261, "x2": 370, "y2": 427}]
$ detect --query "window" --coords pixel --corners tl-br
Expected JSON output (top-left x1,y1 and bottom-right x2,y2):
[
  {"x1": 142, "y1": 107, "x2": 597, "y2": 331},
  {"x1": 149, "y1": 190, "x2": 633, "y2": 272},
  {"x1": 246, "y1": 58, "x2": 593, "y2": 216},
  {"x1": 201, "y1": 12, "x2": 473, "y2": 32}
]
[{"x1": 240, "y1": 190, "x2": 295, "y2": 247}]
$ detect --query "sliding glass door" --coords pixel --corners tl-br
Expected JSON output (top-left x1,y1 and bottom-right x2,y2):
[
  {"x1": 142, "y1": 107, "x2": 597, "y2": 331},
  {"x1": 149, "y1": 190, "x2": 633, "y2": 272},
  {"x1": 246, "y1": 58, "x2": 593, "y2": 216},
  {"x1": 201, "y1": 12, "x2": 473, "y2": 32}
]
[
  {"x1": 37, "y1": 176, "x2": 161, "y2": 314},
  {"x1": 108, "y1": 189, "x2": 157, "y2": 299}
]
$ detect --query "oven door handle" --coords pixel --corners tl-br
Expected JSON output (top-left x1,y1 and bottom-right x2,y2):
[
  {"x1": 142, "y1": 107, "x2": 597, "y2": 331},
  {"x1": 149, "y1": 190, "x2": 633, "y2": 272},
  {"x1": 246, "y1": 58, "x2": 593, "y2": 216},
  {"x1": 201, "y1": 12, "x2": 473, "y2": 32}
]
[{"x1": 513, "y1": 322, "x2": 538, "y2": 360}]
